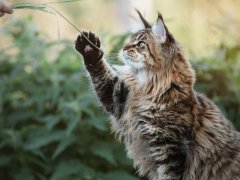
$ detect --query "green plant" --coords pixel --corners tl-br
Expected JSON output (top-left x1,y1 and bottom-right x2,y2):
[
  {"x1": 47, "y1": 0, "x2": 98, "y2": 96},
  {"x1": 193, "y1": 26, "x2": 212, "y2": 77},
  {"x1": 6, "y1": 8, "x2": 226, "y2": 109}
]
[
  {"x1": 192, "y1": 44, "x2": 240, "y2": 130},
  {"x1": 0, "y1": 17, "x2": 138, "y2": 180}
]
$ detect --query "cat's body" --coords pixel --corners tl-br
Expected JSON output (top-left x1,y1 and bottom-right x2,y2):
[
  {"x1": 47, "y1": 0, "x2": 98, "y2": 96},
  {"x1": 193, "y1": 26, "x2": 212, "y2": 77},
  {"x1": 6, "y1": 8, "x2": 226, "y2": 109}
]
[{"x1": 75, "y1": 12, "x2": 240, "y2": 180}]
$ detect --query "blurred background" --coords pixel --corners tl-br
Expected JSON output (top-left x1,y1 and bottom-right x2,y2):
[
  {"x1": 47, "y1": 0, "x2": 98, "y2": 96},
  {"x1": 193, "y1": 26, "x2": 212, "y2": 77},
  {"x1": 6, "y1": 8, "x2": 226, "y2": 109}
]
[{"x1": 0, "y1": 0, "x2": 239, "y2": 179}]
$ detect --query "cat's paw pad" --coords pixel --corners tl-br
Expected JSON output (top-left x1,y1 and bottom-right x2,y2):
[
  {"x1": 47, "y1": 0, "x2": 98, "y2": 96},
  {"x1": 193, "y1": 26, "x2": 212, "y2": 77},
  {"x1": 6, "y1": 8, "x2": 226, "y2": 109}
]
[{"x1": 84, "y1": 45, "x2": 93, "y2": 53}]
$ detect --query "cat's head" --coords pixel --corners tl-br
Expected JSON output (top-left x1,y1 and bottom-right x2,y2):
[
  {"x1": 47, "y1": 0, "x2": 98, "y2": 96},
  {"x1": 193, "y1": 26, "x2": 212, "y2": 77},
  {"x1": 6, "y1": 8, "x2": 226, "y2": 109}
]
[{"x1": 122, "y1": 10, "x2": 178, "y2": 70}]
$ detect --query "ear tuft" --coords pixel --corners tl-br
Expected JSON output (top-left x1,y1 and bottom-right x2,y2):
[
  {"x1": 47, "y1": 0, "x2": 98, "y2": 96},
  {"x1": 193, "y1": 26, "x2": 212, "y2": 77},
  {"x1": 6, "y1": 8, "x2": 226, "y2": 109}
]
[
  {"x1": 157, "y1": 12, "x2": 164, "y2": 21},
  {"x1": 152, "y1": 12, "x2": 167, "y2": 43},
  {"x1": 135, "y1": 9, "x2": 151, "y2": 29}
]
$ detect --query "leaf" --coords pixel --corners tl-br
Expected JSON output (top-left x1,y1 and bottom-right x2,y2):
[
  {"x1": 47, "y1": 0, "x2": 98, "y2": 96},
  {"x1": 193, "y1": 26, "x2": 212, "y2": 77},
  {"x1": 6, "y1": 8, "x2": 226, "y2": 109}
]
[
  {"x1": 0, "y1": 155, "x2": 11, "y2": 166},
  {"x1": 12, "y1": 4, "x2": 52, "y2": 14},
  {"x1": 0, "y1": 16, "x2": 137, "y2": 180},
  {"x1": 51, "y1": 136, "x2": 76, "y2": 159},
  {"x1": 24, "y1": 129, "x2": 65, "y2": 150},
  {"x1": 50, "y1": 160, "x2": 93, "y2": 180},
  {"x1": 13, "y1": 167, "x2": 35, "y2": 180},
  {"x1": 90, "y1": 142, "x2": 116, "y2": 165},
  {"x1": 66, "y1": 117, "x2": 80, "y2": 137},
  {"x1": 41, "y1": 115, "x2": 60, "y2": 130},
  {"x1": 103, "y1": 171, "x2": 139, "y2": 180}
]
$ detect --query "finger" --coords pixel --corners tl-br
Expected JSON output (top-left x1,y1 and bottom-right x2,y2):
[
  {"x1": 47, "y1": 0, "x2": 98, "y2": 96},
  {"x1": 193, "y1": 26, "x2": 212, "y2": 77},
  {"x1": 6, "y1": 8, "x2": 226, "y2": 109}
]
[
  {"x1": 5, "y1": 8, "x2": 13, "y2": 14},
  {"x1": 0, "y1": 3, "x2": 3, "y2": 11},
  {"x1": 1, "y1": 2, "x2": 13, "y2": 14},
  {"x1": 0, "y1": 12, "x2": 4, "y2": 17}
]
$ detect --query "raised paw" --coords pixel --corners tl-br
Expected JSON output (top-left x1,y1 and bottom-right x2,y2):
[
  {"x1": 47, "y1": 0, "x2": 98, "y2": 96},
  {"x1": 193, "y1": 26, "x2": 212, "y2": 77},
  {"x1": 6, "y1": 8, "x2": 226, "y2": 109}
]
[{"x1": 75, "y1": 31, "x2": 103, "y2": 62}]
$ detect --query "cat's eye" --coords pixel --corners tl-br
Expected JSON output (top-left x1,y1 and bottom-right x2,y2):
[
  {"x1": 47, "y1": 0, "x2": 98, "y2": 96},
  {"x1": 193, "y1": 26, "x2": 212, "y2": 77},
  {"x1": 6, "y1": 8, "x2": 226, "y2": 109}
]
[{"x1": 138, "y1": 41, "x2": 145, "y2": 48}]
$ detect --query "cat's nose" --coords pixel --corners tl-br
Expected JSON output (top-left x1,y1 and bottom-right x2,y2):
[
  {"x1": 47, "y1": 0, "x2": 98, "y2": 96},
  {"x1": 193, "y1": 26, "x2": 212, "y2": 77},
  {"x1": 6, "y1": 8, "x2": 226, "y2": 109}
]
[{"x1": 123, "y1": 44, "x2": 133, "y2": 51}]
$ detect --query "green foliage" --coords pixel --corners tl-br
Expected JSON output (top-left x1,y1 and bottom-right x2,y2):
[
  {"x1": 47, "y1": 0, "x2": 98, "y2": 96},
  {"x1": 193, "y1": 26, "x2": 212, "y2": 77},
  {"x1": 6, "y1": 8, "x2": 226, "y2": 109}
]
[
  {"x1": 0, "y1": 16, "x2": 239, "y2": 180},
  {"x1": 193, "y1": 45, "x2": 240, "y2": 130},
  {"x1": 0, "y1": 17, "x2": 137, "y2": 180}
]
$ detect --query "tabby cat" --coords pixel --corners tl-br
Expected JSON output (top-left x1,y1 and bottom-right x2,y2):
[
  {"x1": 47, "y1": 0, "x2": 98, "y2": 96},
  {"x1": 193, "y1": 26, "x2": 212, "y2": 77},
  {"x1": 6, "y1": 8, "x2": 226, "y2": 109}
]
[{"x1": 75, "y1": 11, "x2": 240, "y2": 180}]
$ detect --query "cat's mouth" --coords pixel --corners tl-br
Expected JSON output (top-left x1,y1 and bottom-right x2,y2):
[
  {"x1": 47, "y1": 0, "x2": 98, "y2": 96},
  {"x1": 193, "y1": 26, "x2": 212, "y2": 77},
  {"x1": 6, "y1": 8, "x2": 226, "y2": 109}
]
[
  {"x1": 122, "y1": 50, "x2": 137, "y2": 62},
  {"x1": 121, "y1": 50, "x2": 145, "y2": 69}
]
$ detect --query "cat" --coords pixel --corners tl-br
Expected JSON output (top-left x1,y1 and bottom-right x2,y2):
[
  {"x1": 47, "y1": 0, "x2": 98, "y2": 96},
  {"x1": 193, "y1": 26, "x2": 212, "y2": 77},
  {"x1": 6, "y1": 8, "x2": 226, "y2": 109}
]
[{"x1": 75, "y1": 10, "x2": 240, "y2": 180}]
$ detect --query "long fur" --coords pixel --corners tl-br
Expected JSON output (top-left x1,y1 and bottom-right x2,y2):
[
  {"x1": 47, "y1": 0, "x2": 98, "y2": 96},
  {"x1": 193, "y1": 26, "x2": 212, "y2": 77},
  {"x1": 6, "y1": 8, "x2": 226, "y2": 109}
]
[{"x1": 75, "y1": 12, "x2": 240, "y2": 180}]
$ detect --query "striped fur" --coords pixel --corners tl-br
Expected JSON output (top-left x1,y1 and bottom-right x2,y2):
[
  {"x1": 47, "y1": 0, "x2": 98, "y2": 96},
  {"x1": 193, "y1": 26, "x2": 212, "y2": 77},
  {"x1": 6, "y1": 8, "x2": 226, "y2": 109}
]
[{"x1": 75, "y1": 12, "x2": 240, "y2": 180}]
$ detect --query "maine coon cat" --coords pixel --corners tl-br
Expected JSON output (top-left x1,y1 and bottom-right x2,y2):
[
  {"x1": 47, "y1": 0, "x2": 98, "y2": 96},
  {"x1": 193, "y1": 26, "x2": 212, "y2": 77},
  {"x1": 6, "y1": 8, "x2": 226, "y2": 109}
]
[{"x1": 75, "y1": 11, "x2": 240, "y2": 180}]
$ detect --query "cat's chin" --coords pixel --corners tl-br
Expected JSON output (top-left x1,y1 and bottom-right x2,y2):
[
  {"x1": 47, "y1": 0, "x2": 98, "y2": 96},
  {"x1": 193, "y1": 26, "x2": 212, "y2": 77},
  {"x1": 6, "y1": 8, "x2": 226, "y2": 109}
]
[
  {"x1": 123, "y1": 58, "x2": 145, "y2": 70},
  {"x1": 121, "y1": 53, "x2": 145, "y2": 70}
]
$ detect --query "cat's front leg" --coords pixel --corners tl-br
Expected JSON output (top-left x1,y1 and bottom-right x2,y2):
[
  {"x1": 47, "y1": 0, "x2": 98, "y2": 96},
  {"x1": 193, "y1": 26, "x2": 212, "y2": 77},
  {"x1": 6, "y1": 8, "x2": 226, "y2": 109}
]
[
  {"x1": 136, "y1": 122, "x2": 186, "y2": 180},
  {"x1": 75, "y1": 32, "x2": 128, "y2": 117}
]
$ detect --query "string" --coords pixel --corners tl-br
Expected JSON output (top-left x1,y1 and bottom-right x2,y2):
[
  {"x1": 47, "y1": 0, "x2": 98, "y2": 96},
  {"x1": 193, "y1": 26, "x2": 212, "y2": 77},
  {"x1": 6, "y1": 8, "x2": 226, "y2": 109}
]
[{"x1": 12, "y1": 1, "x2": 102, "y2": 51}]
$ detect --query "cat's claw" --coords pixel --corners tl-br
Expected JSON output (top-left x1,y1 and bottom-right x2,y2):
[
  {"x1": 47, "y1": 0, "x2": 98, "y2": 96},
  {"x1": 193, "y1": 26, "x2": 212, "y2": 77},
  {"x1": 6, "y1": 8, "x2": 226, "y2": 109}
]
[{"x1": 75, "y1": 31, "x2": 103, "y2": 62}]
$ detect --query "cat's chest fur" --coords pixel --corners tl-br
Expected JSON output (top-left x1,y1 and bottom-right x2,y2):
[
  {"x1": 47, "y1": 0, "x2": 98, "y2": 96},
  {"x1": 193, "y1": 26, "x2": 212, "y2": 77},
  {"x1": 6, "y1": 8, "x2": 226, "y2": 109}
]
[
  {"x1": 112, "y1": 94, "x2": 190, "y2": 179},
  {"x1": 113, "y1": 101, "x2": 166, "y2": 177},
  {"x1": 111, "y1": 66, "x2": 194, "y2": 179}
]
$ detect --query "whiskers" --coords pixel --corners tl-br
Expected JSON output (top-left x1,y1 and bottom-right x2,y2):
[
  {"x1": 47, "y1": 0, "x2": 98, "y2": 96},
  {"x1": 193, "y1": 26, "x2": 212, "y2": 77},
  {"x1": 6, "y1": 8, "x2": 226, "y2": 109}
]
[{"x1": 106, "y1": 52, "x2": 123, "y2": 65}]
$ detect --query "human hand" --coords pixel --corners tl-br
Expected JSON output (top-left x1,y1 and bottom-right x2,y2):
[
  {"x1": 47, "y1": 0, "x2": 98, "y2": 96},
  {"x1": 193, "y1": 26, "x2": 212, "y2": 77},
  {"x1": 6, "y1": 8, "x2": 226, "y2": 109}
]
[{"x1": 0, "y1": 0, "x2": 13, "y2": 17}]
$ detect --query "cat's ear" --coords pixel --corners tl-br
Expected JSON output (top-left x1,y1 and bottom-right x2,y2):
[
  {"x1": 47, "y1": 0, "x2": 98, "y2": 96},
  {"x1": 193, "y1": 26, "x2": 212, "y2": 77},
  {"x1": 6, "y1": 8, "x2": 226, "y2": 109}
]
[
  {"x1": 135, "y1": 9, "x2": 151, "y2": 29},
  {"x1": 152, "y1": 12, "x2": 167, "y2": 43}
]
